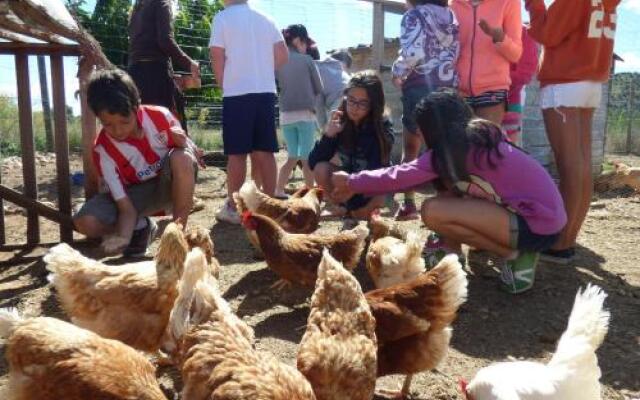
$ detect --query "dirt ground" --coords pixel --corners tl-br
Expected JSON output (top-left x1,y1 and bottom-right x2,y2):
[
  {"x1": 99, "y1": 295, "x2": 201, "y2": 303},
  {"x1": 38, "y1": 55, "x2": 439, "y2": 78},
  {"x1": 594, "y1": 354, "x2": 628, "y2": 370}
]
[{"x1": 0, "y1": 152, "x2": 638, "y2": 400}]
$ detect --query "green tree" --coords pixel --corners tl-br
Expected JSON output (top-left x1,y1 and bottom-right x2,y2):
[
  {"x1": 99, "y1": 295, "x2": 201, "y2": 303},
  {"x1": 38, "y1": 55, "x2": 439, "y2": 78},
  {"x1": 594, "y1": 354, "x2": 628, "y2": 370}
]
[{"x1": 90, "y1": 0, "x2": 131, "y2": 67}]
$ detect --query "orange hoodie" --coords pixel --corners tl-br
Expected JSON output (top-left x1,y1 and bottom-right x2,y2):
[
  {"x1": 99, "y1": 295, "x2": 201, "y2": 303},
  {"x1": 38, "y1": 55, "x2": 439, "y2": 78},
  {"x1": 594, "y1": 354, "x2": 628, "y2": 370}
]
[
  {"x1": 526, "y1": 0, "x2": 621, "y2": 86},
  {"x1": 451, "y1": 0, "x2": 523, "y2": 97}
]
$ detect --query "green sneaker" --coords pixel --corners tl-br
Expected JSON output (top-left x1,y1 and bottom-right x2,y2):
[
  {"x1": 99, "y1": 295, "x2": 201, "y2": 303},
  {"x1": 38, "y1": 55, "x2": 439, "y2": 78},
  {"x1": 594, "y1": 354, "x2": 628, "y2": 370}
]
[{"x1": 500, "y1": 251, "x2": 539, "y2": 294}]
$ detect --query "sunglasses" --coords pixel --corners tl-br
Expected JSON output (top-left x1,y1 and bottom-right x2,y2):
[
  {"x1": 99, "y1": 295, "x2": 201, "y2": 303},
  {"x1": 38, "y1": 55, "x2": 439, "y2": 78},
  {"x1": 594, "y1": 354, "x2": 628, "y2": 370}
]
[{"x1": 345, "y1": 96, "x2": 370, "y2": 111}]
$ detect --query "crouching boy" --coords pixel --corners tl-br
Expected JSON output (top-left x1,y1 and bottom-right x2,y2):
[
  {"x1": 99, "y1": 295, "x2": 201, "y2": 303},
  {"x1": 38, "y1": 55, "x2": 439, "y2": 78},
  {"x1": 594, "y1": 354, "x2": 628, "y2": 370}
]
[{"x1": 74, "y1": 69, "x2": 200, "y2": 256}]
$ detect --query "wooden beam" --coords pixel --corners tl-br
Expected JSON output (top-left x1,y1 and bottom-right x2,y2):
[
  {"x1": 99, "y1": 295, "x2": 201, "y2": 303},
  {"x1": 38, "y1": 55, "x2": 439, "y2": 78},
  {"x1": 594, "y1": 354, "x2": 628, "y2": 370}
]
[
  {"x1": 0, "y1": 42, "x2": 80, "y2": 56},
  {"x1": 0, "y1": 185, "x2": 74, "y2": 228},
  {"x1": 15, "y1": 53, "x2": 39, "y2": 244},
  {"x1": 372, "y1": 1, "x2": 385, "y2": 70},
  {"x1": 50, "y1": 55, "x2": 73, "y2": 243}
]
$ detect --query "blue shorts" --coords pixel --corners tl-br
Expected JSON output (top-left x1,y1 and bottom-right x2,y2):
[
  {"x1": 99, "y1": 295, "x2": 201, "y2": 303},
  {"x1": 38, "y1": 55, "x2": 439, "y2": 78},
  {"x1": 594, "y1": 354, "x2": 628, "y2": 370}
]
[
  {"x1": 401, "y1": 85, "x2": 433, "y2": 134},
  {"x1": 282, "y1": 121, "x2": 317, "y2": 160},
  {"x1": 510, "y1": 213, "x2": 560, "y2": 252},
  {"x1": 222, "y1": 93, "x2": 278, "y2": 155}
]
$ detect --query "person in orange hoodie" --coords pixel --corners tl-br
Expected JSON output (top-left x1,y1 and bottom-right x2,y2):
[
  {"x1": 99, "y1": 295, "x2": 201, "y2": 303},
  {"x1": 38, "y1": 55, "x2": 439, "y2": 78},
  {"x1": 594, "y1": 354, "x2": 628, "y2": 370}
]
[
  {"x1": 526, "y1": 0, "x2": 621, "y2": 264},
  {"x1": 451, "y1": 0, "x2": 522, "y2": 125}
]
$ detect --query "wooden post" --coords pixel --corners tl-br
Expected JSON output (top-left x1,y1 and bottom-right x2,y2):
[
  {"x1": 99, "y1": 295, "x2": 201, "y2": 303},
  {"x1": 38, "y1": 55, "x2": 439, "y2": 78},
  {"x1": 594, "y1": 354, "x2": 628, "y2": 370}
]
[
  {"x1": 37, "y1": 55, "x2": 54, "y2": 152},
  {"x1": 0, "y1": 166, "x2": 4, "y2": 245},
  {"x1": 372, "y1": 1, "x2": 385, "y2": 71},
  {"x1": 79, "y1": 64, "x2": 98, "y2": 199},
  {"x1": 15, "y1": 53, "x2": 40, "y2": 244},
  {"x1": 50, "y1": 55, "x2": 73, "y2": 243}
]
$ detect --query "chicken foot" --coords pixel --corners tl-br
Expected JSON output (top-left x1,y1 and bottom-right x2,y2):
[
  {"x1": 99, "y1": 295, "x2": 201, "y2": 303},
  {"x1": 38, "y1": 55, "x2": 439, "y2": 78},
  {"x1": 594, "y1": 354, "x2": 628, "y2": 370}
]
[
  {"x1": 375, "y1": 374, "x2": 414, "y2": 399},
  {"x1": 269, "y1": 278, "x2": 293, "y2": 291}
]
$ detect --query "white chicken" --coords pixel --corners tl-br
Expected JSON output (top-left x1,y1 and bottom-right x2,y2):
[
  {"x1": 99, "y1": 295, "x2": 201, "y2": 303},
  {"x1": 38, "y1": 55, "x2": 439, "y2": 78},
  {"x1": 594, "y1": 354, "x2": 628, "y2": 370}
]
[{"x1": 462, "y1": 284, "x2": 610, "y2": 400}]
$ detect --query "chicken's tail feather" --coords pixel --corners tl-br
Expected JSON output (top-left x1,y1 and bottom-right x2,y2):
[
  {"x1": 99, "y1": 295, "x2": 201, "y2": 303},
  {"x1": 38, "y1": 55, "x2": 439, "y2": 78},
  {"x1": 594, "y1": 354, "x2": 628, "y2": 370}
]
[
  {"x1": 166, "y1": 247, "x2": 211, "y2": 348},
  {"x1": 0, "y1": 308, "x2": 22, "y2": 340},
  {"x1": 553, "y1": 284, "x2": 609, "y2": 363},
  {"x1": 43, "y1": 243, "x2": 93, "y2": 284},
  {"x1": 429, "y1": 254, "x2": 468, "y2": 325}
]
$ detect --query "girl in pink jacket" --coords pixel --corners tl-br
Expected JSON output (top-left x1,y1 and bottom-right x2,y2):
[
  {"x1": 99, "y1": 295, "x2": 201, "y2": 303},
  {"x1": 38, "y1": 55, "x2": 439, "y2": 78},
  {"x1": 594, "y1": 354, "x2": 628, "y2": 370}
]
[{"x1": 451, "y1": 0, "x2": 522, "y2": 124}]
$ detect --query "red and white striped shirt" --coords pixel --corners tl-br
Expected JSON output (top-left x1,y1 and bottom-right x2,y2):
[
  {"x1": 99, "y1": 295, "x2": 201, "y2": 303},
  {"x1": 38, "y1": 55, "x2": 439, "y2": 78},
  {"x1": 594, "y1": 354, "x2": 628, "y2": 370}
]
[{"x1": 93, "y1": 105, "x2": 181, "y2": 201}]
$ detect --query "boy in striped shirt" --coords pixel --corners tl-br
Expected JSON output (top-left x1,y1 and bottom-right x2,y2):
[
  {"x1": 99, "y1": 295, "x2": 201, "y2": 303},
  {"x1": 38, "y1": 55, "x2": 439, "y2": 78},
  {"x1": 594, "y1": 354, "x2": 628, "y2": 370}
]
[{"x1": 73, "y1": 69, "x2": 200, "y2": 256}]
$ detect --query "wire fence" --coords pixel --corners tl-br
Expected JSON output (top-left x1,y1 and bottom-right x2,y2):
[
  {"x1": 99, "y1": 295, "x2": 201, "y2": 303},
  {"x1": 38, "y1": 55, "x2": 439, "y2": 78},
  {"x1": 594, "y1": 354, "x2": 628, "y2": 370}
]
[{"x1": 606, "y1": 72, "x2": 640, "y2": 155}]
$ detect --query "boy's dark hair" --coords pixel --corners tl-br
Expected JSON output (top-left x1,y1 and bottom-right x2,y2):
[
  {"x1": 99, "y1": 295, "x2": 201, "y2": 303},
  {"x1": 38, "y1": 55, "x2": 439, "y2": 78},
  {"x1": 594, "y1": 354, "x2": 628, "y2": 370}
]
[
  {"x1": 87, "y1": 69, "x2": 140, "y2": 116},
  {"x1": 330, "y1": 49, "x2": 353, "y2": 69},
  {"x1": 338, "y1": 70, "x2": 391, "y2": 165},
  {"x1": 409, "y1": 0, "x2": 448, "y2": 6},
  {"x1": 414, "y1": 89, "x2": 505, "y2": 187}
]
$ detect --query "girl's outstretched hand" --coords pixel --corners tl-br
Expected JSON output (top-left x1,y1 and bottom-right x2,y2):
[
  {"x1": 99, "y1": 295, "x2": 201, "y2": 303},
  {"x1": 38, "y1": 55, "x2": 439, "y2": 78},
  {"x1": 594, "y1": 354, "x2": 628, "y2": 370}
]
[
  {"x1": 324, "y1": 110, "x2": 345, "y2": 138},
  {"x1": 331, "y1": 171, "x2": 354, "y2": 203}
]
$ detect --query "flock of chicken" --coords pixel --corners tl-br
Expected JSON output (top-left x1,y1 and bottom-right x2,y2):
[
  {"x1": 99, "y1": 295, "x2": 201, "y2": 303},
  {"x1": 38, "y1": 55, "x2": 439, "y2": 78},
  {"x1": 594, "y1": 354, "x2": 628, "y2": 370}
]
[{"x1": 0, "y1": 181, "x2": 611, "y2": 400}]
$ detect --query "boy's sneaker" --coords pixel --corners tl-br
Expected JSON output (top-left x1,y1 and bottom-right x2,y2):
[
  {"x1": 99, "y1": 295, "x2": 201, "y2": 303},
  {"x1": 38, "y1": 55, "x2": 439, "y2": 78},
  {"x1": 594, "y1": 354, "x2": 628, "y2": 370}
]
[
  {"x1": 500, "y1": 251, "x2": 539, "y2": 294},
  {"x1": 540, "y1": 248, "x2": 575, "y2": 265},
  {"x1": 394, "y1": 201, "x2": 419, "y2": 221},
  {"x1": 216, "y1": 201, "x2": 241, "y2": 224},
  {"x1": 123, "y1": 217, "x2": 157, "y2": 258}
]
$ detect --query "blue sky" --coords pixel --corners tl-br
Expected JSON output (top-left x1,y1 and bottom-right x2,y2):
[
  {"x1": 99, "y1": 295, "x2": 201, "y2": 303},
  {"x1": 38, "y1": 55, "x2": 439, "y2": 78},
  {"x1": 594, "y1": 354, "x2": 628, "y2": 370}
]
[{"x1": 0, "y1": 0, "x2": 638, "y2": 116}]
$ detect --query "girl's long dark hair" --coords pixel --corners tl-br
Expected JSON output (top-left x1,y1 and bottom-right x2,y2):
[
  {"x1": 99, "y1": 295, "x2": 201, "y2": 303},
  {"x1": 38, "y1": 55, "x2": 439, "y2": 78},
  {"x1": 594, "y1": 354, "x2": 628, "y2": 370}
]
[
  {"x1": 338, "y1": 70, "x2": 391, "y2": 165},
  {"x1": 414, "y1": 89, "x2": 505, "y2": 186}
]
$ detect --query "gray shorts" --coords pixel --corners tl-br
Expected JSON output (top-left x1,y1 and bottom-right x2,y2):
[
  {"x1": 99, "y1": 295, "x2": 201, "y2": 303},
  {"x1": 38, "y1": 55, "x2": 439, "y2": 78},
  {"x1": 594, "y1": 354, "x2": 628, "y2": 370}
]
[{"x1": 74, "y1": 149, "x2": 197, "y2": 226}]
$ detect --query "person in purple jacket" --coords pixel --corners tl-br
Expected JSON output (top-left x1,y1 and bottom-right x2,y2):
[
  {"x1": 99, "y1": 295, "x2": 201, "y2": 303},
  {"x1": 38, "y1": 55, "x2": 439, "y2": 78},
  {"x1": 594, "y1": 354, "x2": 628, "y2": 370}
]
[{"x1": 332, "y1": 90, "x2": 566, "y2": 294}]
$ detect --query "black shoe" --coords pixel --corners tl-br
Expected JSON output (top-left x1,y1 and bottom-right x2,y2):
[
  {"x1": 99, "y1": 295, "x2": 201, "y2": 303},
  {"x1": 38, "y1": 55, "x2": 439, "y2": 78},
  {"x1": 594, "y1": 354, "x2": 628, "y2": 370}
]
[
  {"x1": 123, "y1": 218, "x2": 158, "y2": 257},
  {"x1": 540, "y1": 248, "x2": 575, "y2": 265}
]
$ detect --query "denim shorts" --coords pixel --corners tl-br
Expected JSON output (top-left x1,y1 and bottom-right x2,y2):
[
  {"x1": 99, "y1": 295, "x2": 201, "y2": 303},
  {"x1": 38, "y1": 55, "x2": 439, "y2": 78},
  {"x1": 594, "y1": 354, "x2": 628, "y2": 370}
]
[
  {"x1": 282, "y1": 120, "x2": 317, "y2": 160},
  {"x1": 509, "y1": 213, "x2": 560, "y2": 252},
  {"x1": 401, "y1": 85, "x2": 433, "y2": 134},
  {"x1": 222, "y1": 93, "x2": 278, "y2": 155},
  {"x1": 540, "y1": 81, "x2": 602, "y2": 109}
]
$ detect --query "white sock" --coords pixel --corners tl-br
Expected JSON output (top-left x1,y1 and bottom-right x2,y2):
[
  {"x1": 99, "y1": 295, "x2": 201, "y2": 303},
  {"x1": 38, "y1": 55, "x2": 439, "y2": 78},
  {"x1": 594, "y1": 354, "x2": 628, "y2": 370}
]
[{"x1": 135, "y1": 217, "x2": 148, "y2": 230}]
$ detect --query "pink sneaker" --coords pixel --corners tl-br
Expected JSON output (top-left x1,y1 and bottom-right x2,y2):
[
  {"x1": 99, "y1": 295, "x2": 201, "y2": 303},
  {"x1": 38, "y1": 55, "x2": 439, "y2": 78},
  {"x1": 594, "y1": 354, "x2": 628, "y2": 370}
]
[{"x1": 394, "y1": 201, "x2": 419, "y2": 221}]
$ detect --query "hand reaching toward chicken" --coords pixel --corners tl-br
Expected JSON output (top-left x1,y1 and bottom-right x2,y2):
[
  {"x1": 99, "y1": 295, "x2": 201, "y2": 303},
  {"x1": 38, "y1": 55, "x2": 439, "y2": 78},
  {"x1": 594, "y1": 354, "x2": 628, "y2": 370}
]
[{"x1": 331, "y1": 171, "x2": 355, "y2": 203}]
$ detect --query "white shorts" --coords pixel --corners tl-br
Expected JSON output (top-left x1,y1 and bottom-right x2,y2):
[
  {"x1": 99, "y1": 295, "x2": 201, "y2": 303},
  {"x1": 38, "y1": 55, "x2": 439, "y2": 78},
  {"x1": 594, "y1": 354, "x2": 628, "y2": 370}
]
[{"x1": 540, "y1": 81, "x2": 602, "y2": 109}]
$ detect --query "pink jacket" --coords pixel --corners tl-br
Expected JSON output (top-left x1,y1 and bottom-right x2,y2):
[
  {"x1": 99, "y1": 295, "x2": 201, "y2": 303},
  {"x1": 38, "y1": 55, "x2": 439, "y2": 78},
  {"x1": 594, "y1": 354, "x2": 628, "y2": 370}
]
[{"x1": 451, "y1": 0, "x2": 522, "y2": 97}]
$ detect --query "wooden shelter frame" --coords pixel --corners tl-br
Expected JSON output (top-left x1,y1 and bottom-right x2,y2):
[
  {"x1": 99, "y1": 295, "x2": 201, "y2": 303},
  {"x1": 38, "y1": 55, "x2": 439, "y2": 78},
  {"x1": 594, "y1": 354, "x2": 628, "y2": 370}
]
[{"x1": 0, "y1": 0, "x2": 110, "y2": 246}]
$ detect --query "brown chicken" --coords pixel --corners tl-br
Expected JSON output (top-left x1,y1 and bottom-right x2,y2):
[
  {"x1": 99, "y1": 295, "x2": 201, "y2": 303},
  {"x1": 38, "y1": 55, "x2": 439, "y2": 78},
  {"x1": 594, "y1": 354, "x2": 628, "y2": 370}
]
[
  {"x1": 234, "y1": 180, "x2": 323, "y2": 233},
  {"x1": 241, "y1": 211, "x2": 370, "y2": 288},
  {"x1": 365, "y1": 254, "x2": 468, "y2": 399},
  {"x1": 366, "y1": 231, "x2": 426, "y2": 289},
  {"x1": 368, "y1": 209, "x2": 408, "y2": 242},
  {"x1": 169, "y1": 248, "x2": 317, "y2": 400},
  {"x1": 297, "y1": 250, "x2": 377, "y2": 400},
  {"x1": 44, "y1": 222, "x2": 189, "y2": 353},
  {"x1": 0, "y1": 309, "x2": 166, "y2": 400},
  {"x1": 185, "y1": 224, "x2": 219, "y2": 278}
]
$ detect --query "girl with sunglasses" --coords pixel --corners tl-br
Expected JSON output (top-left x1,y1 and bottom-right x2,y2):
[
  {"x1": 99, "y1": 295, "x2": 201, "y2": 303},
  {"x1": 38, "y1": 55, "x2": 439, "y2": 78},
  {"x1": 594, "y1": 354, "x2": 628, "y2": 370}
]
[{"x1": 308, "y1": 70, "x2": 394, "y2": 220}]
